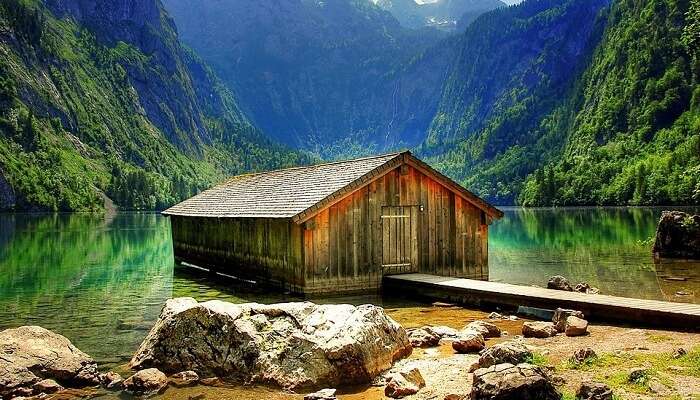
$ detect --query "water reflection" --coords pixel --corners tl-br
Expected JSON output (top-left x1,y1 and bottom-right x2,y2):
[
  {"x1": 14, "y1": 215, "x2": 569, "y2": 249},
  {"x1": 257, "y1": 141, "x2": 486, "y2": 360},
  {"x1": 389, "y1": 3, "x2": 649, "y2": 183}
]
[
  {"x1": 489, "y1": 207, "x2": 699, "y2": 303},
  {"x1": 0, "y1": 209, "x2": 698, "y2": 370}
]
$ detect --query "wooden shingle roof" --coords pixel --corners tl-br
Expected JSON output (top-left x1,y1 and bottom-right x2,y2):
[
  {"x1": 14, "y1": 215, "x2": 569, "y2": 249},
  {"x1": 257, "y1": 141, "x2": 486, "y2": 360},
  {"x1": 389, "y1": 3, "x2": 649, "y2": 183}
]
[{"x1": 163, "y1": 151, "x2": 503, "y2": 221}]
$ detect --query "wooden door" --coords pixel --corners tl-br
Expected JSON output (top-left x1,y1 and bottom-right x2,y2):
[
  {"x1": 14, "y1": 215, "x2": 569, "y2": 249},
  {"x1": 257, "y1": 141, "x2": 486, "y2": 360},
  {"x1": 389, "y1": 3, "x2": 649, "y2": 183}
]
[{"x1": 381, "y1": 206, "x2": 419, "y2": 275}]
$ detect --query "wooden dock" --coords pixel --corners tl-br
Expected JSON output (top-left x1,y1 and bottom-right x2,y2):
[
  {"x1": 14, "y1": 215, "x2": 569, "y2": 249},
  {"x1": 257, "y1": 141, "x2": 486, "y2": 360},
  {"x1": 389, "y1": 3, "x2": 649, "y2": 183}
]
[{"x1": 384, "y1": 274, "x2": 700, "y2": 329}]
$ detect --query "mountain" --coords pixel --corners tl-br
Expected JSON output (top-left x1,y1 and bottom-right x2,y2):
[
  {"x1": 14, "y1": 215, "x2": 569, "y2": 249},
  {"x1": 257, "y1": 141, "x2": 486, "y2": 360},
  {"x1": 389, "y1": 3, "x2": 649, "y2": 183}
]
[
  {"x1": 371, "y1": 0, "x2": 507, "y2": 31},
  {"x1": 0, "y1": 0, "x2": 309, "y2": 211},
  {"x1": 519, "y1": 0, "x2": 700, "y2": 206},
  {"x1": 163, "y1": 0, "x2": 450, "y2": 157},
  {"x1": 421, "y1": 0, "x2": 699, "y2": 207},
  {"x1": 420, "y1": 0, "x2": 612, "y2": 204}
]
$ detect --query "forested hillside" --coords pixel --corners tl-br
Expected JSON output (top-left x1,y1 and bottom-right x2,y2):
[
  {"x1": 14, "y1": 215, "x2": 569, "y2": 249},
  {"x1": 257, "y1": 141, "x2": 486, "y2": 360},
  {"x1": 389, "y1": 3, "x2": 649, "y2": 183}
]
[
  {"x1": 422, "y1": 0, "x2": 699, "y2": 206},
  {"x1": 0, "y1": 0, "x2": 308, "y2": 211},
  {"x1": 420, "y1": 0, "x2": 611, "y2": 204},
  {"x1": 519, "y1": 0, "x2": 700, "y2": 206}
]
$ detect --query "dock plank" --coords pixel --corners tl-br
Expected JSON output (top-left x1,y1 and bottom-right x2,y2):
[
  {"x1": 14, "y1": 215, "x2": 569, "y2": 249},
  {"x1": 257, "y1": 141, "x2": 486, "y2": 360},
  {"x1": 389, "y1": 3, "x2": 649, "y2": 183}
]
[{"x1": 384, "y1": 274, "x2": 700, "y2": 329}]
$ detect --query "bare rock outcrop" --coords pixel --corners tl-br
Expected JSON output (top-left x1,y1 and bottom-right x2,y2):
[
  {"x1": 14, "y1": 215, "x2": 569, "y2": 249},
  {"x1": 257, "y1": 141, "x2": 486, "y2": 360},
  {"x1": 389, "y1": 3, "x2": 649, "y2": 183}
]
[
  {"x1": 0, "y1": 326, "x2": 100, "y2": 399},
  {"x1": 653, "y1": 211, "x2": 700, "y2": 259},
  {"x1": 471, "y1": 363, "x2": 559, "y2": 400},
  {"x1": 129, "y1": 298, "x2": 411, "y2": 390}
]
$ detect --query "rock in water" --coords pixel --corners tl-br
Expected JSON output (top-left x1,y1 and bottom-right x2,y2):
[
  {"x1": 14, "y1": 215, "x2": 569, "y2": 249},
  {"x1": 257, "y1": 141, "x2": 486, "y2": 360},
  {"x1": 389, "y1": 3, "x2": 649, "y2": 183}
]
[
  {"x1": 304, "y1": 388, "x2": 337, "y2": 400},
  {"x1": 384, "y1": 367, "x2": 425, "y2": 398},
  {"x1": 565, "y1": 316, "x2": 589, "y2": 337},
  {"x1": 471, "y1": 341, "x2": 532, "y2": 371},
  {"x1": 472, "y1": 363, "x2": 559, "y2": 400},
  {"x1": 129, "y1": 298, "x2": 411, "y2": 390},
  {"x1": 464, "y1": 320, "x2": 501, "y2": 338},
  {"x1": 408, "y1": 327, "x2": 441, "y2": 347},
  {"x1": 0, "y1": 326, "x2": 100, "y2": 399},
  {"x1": 123, "y1": 368, "x2": 168, "y2": 396},
  {"x1": 552, "y1": 308, "x2": 585, "y2": 332},
  {"x1": 452, "y1": 333, "x2": 485, "y2": 354},
  {"x1": 547, "y1": 276, "x2": 573, "y2": 291},
  {"x1": 576, "y1": 381, "x2": 613, "y2": 400},
  {"x1": 653, "y1": 211, "x2": 700, "y2": 259},
  {"x1": 522, "y1": 322, "x2": 557, "y2": 338}
]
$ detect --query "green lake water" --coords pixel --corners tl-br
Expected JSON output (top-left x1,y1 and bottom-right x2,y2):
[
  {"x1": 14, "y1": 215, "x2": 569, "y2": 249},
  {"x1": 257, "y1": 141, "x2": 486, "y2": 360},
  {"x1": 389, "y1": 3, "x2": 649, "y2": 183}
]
[{"x1": 0, "y1": 208, "x2": 698, "y2": 372}]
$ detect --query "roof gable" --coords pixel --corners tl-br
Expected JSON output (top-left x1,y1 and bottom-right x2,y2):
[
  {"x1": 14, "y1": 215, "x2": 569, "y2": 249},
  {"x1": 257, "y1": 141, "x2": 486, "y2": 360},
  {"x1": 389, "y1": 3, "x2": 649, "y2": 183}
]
[{"x1": 163, "y1": 151, "x2": 503, "y2": 221}]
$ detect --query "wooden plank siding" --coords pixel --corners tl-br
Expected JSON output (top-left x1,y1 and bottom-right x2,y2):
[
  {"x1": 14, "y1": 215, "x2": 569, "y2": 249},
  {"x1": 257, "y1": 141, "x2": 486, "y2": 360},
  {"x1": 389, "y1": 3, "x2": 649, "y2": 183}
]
[
  {"x1": 170, "y1": 216, "x2": 304, "y2": 292},
  {"x1": 170, "y1": 161, "x2": 491, "y2": 296},
  {"x1": 301, "y1": 165, "x2": 488, "y2": 294}
]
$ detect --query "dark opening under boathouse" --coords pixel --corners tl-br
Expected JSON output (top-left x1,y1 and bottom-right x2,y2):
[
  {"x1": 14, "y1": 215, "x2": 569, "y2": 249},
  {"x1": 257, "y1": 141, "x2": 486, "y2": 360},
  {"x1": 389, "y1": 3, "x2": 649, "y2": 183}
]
[{"x1": 163, "y1": 151, "x2": 503, "y2": 295}]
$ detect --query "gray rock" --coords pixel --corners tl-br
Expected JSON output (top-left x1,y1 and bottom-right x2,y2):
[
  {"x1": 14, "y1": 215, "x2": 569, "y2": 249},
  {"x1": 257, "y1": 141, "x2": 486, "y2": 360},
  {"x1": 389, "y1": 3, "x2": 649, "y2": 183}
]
[
  {"x1": 653, "y1": 211, "x2": 700, "y2": 259},
  {"x1": 628, "y1": 367, "x2": 649, "y2": 383},
  {"x1": 471, "y1": 341, "x2": 532, "y2": 371},
  {"x1": 408, "y1": 327, "x2": 441, "y2": 347},
  {"x1": 32, "y1": 379, "x2": 63, "y2": 394},
  {"x1": 464, "y1": 320, "x2": 501, "y2": 338},
  {"x1": 304, "y1": 388, "x2": 337, "y2": 400},
  {"x1": 522, "y1": 322, "x2": 557, "y2": 338},
  {"x1": 552, "y1": 308, "x2": 585, "y2": 332},
  {"x1": 428, "y1": 325, "x2": 460, "y2": 339},
  {"x1": 472, "y1": 363, "x2": 559, "y2": 400},
  {"x1": 129, "y1": 298, "x2": 411, "y2": 390},
  {"x1": 565, "y1": 316, "x2": 589, "y2": 337},
  {"x1": 570, "y1": 348, "x2": 596, "y2": 364},
  {"x1": 384, "y1": 367, "x2": 425, "y2": 398},
  {"x1": 123, "y1": 368, "x2": 168, "y2": 396},
  {"x1": 99, "y1": 371, "x2": 124, "y2": 390},
  {"x1": 451, "y1": 333, "x2": 485, "y2": 354},
  {"x1": 547, "y1": 275, "x2": 573, "y2": 291},
  {"x1": 170, "y1": 370, "x2": 199, "y2": 387},
  {"x1": 0, "y1": 326, "x2": 100, "y2": 399},
  {"x1": 575, "y1": 381, "x2": 613, "y2": 400}
]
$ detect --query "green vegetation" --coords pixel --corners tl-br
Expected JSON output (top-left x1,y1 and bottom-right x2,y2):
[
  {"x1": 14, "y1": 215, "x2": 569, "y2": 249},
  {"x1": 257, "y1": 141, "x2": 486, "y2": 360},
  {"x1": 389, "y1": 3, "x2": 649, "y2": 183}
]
[
  {"x1": 0, "y1": 0, "x2": 310, "y2": 211},
  {"x1": 420, "y1": 0, "x2": 700, "y2": 207}
]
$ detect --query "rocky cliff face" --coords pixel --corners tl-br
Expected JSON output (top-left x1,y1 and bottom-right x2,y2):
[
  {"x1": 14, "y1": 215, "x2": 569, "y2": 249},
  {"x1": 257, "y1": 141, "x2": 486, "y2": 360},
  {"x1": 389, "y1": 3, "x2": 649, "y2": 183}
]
[{"x1": 0, "y1": 0, "x2": 306, "y2": 211}]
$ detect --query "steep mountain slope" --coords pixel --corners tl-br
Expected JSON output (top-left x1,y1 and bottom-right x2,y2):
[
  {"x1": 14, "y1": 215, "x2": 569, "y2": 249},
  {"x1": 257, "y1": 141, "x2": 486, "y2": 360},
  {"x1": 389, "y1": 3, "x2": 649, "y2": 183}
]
[
  {"x1": 0, "y1": 0, "x2": 308, "y2": 211},
  {"x1": 519, "y1": 0, "x2": 700, "y2": 206},
  {"x1": 163, "y1": 0, "x2": 450, "y2": 157},
  {"x1": 372, "y1": 0, "x2": 506, "y2": 31},
  {"x1": 420, "y1": 0, "x2": 611, "y2": 204}
]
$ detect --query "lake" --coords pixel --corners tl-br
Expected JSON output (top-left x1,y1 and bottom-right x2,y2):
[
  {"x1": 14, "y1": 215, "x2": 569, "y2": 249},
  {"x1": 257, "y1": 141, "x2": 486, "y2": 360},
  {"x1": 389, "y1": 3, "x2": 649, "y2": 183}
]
[{"x1": 0, "y1": 207, "x2": 698, "y2": 373}]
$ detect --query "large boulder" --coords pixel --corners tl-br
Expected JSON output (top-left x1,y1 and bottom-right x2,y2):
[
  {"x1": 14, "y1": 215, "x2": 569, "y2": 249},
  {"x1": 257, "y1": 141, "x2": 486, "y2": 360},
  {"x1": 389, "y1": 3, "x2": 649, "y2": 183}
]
[
  {"x1": 0, "y1": 326, "x2": 100, "y2": 399},
  {"x1": 471, "y1": 363, "x2": 559, "y2": 400},
  {"x1": 452, "y1": 333, "x2": 485, "y2": 354},
  {"x1": 471, "y1": 341, "x2": 532, "y2": 371},
  {"x1": 129, "y1": 298, "x2": 411, "y2": 390},
  {"x1": 652, "y1": 211, "x2": 700, "y2": 259},
  {"x1": 522, "y1": 322, "x2": 557, "y2": 338}
]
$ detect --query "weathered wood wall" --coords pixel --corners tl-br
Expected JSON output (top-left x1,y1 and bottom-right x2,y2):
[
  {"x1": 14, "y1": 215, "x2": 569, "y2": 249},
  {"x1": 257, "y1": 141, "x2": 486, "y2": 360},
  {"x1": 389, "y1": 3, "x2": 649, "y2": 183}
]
[
  {"x1": 170, "y1": 216, "x2": 304, "y2": 291},
  {"x1": 301, "y1": 165, "x2": 489, "y2": 294}
]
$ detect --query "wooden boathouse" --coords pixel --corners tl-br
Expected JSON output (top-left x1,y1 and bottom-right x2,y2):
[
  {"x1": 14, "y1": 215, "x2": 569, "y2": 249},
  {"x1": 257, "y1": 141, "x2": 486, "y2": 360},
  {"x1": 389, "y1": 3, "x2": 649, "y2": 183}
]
[{"x1": 163, "y1": 151, "x2": 503, "y2": 295}]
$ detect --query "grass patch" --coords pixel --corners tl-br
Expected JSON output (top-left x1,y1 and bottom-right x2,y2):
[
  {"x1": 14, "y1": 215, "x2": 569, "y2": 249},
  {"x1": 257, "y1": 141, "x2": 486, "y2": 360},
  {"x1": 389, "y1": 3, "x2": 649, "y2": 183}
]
[
  {"x1": 646, "y1": 334, "x2": 673, "y2": 343},
  {"x1": 526, "y1": 352, "x2": 550, "y2": 366}
]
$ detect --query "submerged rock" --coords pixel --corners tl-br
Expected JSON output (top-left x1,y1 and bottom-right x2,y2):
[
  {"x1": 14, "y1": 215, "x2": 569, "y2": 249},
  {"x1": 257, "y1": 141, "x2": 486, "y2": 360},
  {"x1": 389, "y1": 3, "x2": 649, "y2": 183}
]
[
  {"x1": 99, "y1": 371, "x2": 124, "y2": 390},
  {"x1": 384, "y1": 366, "x2": 425, "y2": 398},
  {"x1": 471, "y1": 341, "x2": 532, "y2": 371},
  {"x1": 170, "y1": 370, "x2": 199, "y2": 387},
  {"x1": 472, "y1": 363, "x2": 559, "y2": 400},
  {"x1": 129, "y1": 298, "x2": 411, "y2": 390},
  {"x1": 547, "y1": 275, "x2": 573, "y2": 291},
  {"x1": 0, "y1": 326, "x2": 100, "y2": 399},
  {"x1": 123, "y1": 368, "x2": 168, "y2": 396},
  {"x1": 522, "y1": 322, "x2": 557, "y2": 338},
  {"x1": 653, "y1": 211, "x2": 700, "y2": 259}
]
